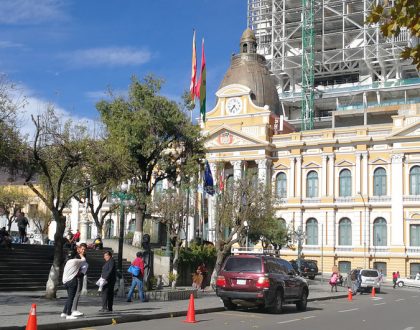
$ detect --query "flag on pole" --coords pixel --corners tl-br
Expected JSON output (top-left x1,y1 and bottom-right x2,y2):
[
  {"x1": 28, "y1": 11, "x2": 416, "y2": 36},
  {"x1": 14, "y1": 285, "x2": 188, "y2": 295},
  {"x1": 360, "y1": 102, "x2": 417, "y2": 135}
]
[
  {"x1": 196, "y1": 38, "x2": 206, "y2": 122},
  {"x1": 203, "y1": 160, "x2": 214, "y2": 196},
  {"x1": 189, "y1": 30, "x2": 197, "y2": 104}
]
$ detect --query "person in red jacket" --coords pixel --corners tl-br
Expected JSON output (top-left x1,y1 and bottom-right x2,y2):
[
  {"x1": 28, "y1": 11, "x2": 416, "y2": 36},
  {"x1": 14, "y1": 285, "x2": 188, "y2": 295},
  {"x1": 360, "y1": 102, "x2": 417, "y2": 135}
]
[{"x1": 127, "y1": 252, "x2": 146, "y2": 302}]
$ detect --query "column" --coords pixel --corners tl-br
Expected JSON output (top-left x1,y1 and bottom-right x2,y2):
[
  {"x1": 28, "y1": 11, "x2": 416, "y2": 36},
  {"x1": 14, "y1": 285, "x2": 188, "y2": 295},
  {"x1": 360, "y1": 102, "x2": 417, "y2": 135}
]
[
  {"x1": 231, "y1": 160, "x2": 243, "y2": 181},
  {"x1": 321, "y1": 155, "x2": 328, "y2": 196},
  {"x1": 391, "y1": 154, "x2": 404, "y2": 246},
  {"x1": 328, "y1": 154, "x2": 335, "y2": 197},
  {"x1": 288, "y1": 157, "x2": 295, "y2": 198},
  {"x1": 256, "y1": 159, "x2": 272, "y2": 185},
  {"x1": 355, "y1": 152, "x2": 361, "y2": 194},
  {"x1": 296, "y1": 156, "x2": 302, "y2": 198},
  {"x1": 362, "y1": 152, "x2": 368, "y2": 195},
  {"x1": 208, "y1": 162, "x2": 218, "y2": 242}
]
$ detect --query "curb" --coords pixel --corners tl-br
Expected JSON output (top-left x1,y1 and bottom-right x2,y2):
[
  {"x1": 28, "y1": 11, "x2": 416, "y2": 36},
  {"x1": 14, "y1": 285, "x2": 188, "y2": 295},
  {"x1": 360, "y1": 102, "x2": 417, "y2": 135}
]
[{"x1": 1, "y1": 295, "x2": 348, "y2": 330}]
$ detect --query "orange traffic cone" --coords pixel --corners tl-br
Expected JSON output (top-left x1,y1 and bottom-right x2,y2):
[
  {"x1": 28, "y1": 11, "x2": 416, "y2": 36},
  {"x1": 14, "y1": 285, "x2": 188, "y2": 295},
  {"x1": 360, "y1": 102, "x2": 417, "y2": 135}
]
[
  {"x1": 184, "y1": 293, "x2": 197, "y2": 323},
  {"x1": 371, "y1": 287, "x2": 376, "y2": 297},
  {"x1": 26, "y1": 304, "x2": 37, "y2": 330},
  {"x1": 347, "y1": 288, "x2": 353, "y2": 301}
]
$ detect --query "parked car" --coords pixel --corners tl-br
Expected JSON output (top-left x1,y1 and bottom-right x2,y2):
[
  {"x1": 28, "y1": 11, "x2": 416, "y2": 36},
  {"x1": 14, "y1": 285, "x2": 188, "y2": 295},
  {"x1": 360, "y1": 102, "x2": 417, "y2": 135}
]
[
  {"x1": 396, "y1": 276, "x2": 420, "y2": 288},
  {"x1": 215, "y1": 254, "x2": 309, "y2": 313},
  {"x1": 290, "y1": 259, "x2": 319, "y2": 280},
  {"x1": 353, "y1": 269, "x2": 382, "y2": 293}
]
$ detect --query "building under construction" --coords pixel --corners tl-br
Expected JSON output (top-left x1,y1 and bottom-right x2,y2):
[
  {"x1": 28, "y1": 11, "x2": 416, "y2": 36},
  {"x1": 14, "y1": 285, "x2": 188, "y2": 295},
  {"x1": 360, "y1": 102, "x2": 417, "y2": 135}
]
[{"x1": 247, "y1": 0, "x2": 420, "y2": 131}]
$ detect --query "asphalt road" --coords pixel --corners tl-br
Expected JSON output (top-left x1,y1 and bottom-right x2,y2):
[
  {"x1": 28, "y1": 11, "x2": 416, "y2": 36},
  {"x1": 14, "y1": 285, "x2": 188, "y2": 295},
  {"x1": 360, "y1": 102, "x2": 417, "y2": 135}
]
[{"x1": 76, "y1": 287, "x2": 420, "y2": 330}]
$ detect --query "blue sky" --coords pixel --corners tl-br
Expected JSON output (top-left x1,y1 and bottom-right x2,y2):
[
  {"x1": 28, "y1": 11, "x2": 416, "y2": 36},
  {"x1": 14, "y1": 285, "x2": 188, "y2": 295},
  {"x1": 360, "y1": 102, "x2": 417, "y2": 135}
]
[{"x1": 0, "y1": 0, "x2": 247, "y2": 135}]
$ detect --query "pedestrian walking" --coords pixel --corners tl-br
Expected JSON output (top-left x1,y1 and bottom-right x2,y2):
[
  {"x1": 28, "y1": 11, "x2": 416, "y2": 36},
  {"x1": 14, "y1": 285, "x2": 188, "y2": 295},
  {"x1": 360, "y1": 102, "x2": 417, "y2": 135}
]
[
  {"x1": 127, "y1": 252, "x2": 146, "y2": 302},
  {"x1": 329, "y1": 271, "x2": 338, "y2": 292},
  {"x1": 71, "y1": 243, "x2": 88, "y2": 317},
  {"x1": 392, "y1": 271, "x2": 398, "y2": 288},
  {"x1": 61, "y1": 249, "x2": 86, "y2": 320},
  {"x1": 99, "y1": 251, "x2": 116, "y2": 312},
  {"x1": 16, "y1": 212, "x2": 29, "y2": 244}
]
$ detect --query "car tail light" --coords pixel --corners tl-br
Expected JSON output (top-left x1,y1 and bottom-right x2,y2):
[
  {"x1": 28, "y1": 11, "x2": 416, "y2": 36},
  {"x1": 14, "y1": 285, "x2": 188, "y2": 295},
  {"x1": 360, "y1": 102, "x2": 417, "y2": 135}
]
[
  {"x1": 256, "y1": 276, "x2": 270, "y2": 289},
  {"x1": 304, "y1": 267, "x2": 308, "y2": 272},
  {"x1": 216, "y1": 276, "x2": 226, "y2": 287}
]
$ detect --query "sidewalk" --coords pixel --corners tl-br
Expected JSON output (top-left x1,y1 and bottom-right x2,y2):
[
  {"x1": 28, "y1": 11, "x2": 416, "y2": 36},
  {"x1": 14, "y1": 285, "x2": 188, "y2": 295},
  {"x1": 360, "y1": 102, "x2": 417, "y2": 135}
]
[{"x1": 0, "y1": 282, "x2": 347, "y2": 330}]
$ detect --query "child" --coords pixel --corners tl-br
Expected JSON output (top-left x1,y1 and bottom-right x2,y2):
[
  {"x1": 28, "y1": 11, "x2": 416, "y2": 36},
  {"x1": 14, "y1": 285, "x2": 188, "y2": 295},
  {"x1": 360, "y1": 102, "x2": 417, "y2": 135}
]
[{"x1": 330, "y1": 272, "x2": 338, "y2": 292}]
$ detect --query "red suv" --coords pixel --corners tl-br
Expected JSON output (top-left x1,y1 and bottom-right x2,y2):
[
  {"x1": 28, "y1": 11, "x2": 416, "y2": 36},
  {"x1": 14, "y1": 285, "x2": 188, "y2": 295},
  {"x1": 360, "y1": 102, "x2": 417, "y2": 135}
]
[{"x1": 216, "y1": 254, "x2": 309, "y2": 313}]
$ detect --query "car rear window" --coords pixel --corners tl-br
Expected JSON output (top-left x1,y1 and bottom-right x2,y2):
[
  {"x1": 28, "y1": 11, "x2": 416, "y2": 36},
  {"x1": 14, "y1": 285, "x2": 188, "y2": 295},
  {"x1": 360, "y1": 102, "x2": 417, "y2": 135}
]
[
  {"x1": 361, "y1": 270, "x2": 379, "y2": 277},
  {"x1": 306, "y1": 261, "x2": 317, "y2": 268},
  {"x1": 223, "y1": 257, "x2": 262, "y2": 272}
]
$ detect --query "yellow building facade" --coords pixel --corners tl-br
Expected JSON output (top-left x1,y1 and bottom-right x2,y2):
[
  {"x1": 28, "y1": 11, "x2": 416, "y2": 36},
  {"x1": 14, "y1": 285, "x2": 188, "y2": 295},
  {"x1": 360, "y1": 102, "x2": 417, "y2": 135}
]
[{"x1": 202, "y1": 29, "x2": 420, "y2": 278}]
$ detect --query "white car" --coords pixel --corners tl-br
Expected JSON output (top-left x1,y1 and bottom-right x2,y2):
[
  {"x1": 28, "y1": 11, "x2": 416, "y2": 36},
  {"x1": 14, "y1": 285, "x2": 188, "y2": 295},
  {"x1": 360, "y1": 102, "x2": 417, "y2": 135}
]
[
  {"x1": 396, "y1": 276, "x2": 420, "y2": 288},
  {"x1": 359, "y1": 269, "x2": 382, "y2": 293}
]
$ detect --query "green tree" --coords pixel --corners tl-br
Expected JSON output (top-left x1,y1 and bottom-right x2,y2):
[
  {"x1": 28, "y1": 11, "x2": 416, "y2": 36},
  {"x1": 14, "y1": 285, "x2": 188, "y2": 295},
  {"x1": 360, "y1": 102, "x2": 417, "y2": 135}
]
[
  {"x1": 367, "y1": 0, "x2": 420, "y2": 69},
  {"x1": 23, "y1": 109, "x2": 109, "y2": 298},
  {"x1": 97, "y1": 75, "x2": 205, "y2": 246},
  {"x1": 0, "y1": 186, "x2": 30, "y2": 232},
  {"x1": 0, "y1": 75, "x2": 27, "y2": 172},
  {"x1": 211, "y1": 169, "x2": 284, "y2": 284}
]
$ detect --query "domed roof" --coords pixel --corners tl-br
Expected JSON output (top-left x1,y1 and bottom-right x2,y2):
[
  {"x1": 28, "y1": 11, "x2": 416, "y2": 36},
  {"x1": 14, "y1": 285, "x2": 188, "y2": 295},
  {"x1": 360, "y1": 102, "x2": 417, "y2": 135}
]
[{"x1": 218, "y1": 29, "x2": 280, "y2": 114}]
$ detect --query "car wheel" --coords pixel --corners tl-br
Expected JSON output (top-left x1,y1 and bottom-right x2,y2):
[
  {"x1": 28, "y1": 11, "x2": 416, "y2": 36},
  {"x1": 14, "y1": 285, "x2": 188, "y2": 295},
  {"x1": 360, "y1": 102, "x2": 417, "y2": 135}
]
[
  {"x1": 308, "y1": 275, "x2": 315, "y2": 280},
  {"x1": 296, "y1": 289, "x2": 308, "y2": 311},
  {"x1": 223, "y1": 299, "x2": 237, "y2": 311},
  {"x1": 269, "y1": 290, "x2": 283, "y2": 314},
  {"x1": 398, "y1": 281, "x2": 404, "y2": 287}
]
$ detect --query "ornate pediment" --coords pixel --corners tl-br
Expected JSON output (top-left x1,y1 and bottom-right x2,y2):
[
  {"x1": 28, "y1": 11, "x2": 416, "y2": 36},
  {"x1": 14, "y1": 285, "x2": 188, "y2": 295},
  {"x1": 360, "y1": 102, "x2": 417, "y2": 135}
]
[
  {"x1": 390, "y1": 120, "x2": 420, "y2": 138},
  {"x1": 274, "y1": 163, "x2": 289, "y2": 170},
  {"x1": 336, "y1": 160, "x2": 354, "y2": 167},
  {"x1": 303, "y1": 162, "x2": 320, "y2": 169},
  {"x1": 370, "y1": 158, "x2": 388, "y2": 165},
  {"x1": 205, "y1": 125, "x2": 269, "y2": 149}
]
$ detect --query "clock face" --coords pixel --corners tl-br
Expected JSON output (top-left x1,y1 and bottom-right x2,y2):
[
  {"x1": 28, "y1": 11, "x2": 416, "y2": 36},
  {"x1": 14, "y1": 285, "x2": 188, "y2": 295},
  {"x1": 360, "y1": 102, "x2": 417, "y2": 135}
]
[{"x1": 226, "y1": 97, "x2": 242, "y2": 115}]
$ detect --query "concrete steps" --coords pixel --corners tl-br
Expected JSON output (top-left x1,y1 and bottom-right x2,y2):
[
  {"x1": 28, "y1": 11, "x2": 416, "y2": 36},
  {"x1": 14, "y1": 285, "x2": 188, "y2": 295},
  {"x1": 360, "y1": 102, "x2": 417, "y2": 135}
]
[{"x1": 0, "y1": 244, "x2": 131, "y2": 291}]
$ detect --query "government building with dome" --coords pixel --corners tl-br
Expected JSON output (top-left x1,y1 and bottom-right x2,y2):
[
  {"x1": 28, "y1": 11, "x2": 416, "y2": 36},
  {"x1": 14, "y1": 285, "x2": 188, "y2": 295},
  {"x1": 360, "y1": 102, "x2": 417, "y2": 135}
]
[{"x1": 201, "y1": 28, "x2": 420, "y2": 278}]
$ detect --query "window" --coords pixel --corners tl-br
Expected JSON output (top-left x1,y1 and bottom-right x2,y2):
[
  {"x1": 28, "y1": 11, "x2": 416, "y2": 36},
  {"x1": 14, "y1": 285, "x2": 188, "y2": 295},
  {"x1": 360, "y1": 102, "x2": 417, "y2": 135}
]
[
  {"x1": 373, "y1": 218, "x2": 387, "y2": 246},
  {"x1": 128, "y1": 219, "x2": 136, "y2": 233},
  {"x1": 223, "y1": 257, "x2": 261, "y2": 272},
  {"x1": 306, "y1": 171, "x2": 319, "y2": 198},
  {"x1": 154, "y1": 180, "x2": 163, "y2": 195},
  {"x1": 373, "y1": 167, "x2": 387, "y2": 196},
  {"x1": 339, "y1": 218, "x2": 352, "y2": 246},
  {"x1": 306, "y1": 218, "x2": 318, "y2": 245},
  {"x1": 410, "y1": 263, "x2": 420, "y2": 278},
  {"x1": 339, "y1": 169, "x2": 352, "y2": 197},
  {"x1": 226, "y1": 175, "x2": 234, "y2": 191},
  {"x1": 410, "y1": 224, "x2": 420, "y2": 246},
  {"x1": 373, "y1": 262, "x2": 387, "y2": 277},
  {"x1": 338, "y1": 261, "x2": 351, "y2": 274},
  {"x1": 276, "y1": 172, "x2": 287, "y2": 198},
  {"x1": 410, "y1": 166, "x2": 420, "y2": 195},
  {"x1": 105, "y1": 219, "x2": 114, "y2": 239}
]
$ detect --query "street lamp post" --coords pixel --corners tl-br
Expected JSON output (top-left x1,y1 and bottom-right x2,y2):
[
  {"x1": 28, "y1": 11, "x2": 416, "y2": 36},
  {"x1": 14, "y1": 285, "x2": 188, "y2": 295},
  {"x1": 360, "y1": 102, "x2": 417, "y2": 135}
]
[{"x1": 111, "y1": 182, "x2": 136, "y2": 297}]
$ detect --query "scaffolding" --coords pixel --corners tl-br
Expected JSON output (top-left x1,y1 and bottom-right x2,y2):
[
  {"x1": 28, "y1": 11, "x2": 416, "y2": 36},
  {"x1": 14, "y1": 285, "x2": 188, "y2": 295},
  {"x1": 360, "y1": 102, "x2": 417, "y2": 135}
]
[{"x1": 247, "y1": 0, "x2": 420, "y2": 130}]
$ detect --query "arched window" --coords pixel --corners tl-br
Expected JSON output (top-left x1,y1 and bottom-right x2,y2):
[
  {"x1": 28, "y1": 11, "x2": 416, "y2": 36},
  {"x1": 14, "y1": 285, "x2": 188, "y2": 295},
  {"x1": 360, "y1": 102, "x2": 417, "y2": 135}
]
[
  {"x1": 276, "y1": 172, "x2": 287, "y2": 198},
  {"x1": 306, "y1": 171, "x2": 318, "y2": 198},
  {"x1": 226, "y1": 175, "x2": 234, "y2": 191},
  {"x1": 306, "y1": 218, "x2": 318, "y2": 245},
  {"x1": 243, "y1": 43, "x2": 248, "y2": 53},
  {"x1": 128, "y1": 219, "x2": 136, "y2": 233},
  {"x1": 279, "y1": 218, "x2": 287, "y2": 229},
  {"x1": 155, "y1": 180, "x2": 163, "y2": 195},
  {"x1": 373, "y1": 167, "x2": 387, "y2": 196},
  {"x1": 105, "y1": 219, "x2": 114, "y2": 239},
  {"x1": 410, "y1": 166, "x2": 420, "y2": 195},
  {"x1": 373, "y1": 218, "x2": 387, "y2": 246},
  {"x1": 339, "y1": 218, "x2": 352, "y2": 246},
  {"x1": 339, "y1": 169, "x2": 352, "y2": 197}
]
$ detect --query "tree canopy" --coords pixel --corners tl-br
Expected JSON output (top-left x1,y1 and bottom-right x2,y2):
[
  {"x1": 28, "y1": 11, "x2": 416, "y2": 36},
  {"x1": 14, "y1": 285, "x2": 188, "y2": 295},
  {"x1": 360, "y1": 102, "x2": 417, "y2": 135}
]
[
  {"x1": 367, "y1": 0, "x2": 420, "y2": 69},
  {"x1": 97, "y1": 75, "x2": 205, "y2": 245}
]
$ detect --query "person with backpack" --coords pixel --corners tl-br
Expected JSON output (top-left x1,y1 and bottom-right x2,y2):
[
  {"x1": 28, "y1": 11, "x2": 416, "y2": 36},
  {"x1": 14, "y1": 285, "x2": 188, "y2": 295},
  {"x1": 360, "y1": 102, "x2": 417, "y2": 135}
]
[{"x1": 127, "y1": 252, "x2": 146, "y2": 302}]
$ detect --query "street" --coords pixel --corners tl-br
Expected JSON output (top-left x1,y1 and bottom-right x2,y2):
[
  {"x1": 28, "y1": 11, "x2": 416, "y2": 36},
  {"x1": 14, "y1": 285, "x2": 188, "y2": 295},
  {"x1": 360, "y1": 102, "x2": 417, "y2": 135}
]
[{"x1": 77, "y1": 287, "x2": 420, "y2": 330}]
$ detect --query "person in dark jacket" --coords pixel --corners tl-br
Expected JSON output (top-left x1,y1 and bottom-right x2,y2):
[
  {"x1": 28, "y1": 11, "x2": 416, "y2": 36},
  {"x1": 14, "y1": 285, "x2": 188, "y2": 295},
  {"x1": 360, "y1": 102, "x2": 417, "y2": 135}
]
[{"x1": 99, "y1": 251, "x2": 116, "y2": 312}]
